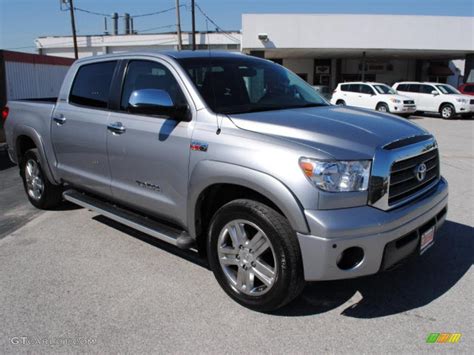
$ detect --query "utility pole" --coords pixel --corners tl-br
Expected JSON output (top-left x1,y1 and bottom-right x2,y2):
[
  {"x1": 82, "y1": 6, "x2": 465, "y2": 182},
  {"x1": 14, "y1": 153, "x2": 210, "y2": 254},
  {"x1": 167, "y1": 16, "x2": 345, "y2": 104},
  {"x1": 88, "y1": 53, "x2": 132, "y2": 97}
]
[
  {"x1": 175, "y1": 0, "x2": 182, "y2": 50},
  {"x1": 191, "y1": 0, "x2": 196, "y2": 50},
  {"x1": 67, "y1": 0, "x2": 79, "y2": 59}
]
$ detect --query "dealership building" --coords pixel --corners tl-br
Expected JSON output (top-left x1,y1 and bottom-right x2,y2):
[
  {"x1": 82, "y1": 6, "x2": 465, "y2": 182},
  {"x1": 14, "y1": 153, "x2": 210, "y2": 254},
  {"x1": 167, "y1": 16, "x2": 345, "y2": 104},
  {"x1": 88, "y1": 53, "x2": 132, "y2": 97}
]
[{"x1": 36, "y1": 14, "x2": 474, "y2": 88}]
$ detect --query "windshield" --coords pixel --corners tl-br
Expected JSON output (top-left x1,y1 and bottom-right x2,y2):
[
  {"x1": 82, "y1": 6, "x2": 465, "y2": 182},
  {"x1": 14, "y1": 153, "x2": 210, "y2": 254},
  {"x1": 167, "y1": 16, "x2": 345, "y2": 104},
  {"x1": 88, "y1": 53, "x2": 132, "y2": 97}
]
[
  {"x1": 373, "y1": 84, "x2": 397, "y2": 95},
  {"x1": 177, "y1": 56, "x2": 327, "y2": 114},
  {"x1": 435, "y1": 84, "x2": 460, "y2": 95}
]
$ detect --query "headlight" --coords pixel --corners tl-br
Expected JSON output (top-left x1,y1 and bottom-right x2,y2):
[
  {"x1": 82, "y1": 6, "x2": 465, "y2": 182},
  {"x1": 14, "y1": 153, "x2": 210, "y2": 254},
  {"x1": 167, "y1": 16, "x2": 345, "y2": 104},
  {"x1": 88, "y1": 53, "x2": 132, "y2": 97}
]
[
  {"x1": 299, "y1": 158, "x2": 371, "y2": 192},
  {"x1": 456, "y1": 98, "x2": 467, "y2": 103},
  {"x1": 389, "y1": 98, "x2": 401, "y2": 103}
]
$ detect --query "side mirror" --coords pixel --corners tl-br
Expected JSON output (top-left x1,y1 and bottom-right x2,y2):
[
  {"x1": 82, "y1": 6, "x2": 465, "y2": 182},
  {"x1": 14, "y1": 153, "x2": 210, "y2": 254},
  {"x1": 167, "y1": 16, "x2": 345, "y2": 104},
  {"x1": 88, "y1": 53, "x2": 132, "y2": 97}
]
[
  {"x1": 431, "y1": 90, "x2": 439, "y2": 96},
  {"x1": 128, "y1": 89, "x2": 189, "y2": 120}
]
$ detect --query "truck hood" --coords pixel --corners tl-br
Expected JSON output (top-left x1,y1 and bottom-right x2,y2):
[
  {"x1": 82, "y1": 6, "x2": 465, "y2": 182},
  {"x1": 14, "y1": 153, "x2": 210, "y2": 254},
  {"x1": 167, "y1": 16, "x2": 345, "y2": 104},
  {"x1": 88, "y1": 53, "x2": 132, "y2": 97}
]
[{"x1": 228, "y1": 105, "x2": 428, "y2": 160}]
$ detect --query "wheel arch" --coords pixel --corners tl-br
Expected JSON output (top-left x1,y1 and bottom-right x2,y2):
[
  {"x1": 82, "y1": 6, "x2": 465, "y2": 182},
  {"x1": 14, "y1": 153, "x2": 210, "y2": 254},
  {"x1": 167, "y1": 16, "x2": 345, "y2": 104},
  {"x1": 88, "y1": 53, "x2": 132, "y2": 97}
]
[
  {"x1": 14, "y1": 127, "x2": 58, "y2": 184},
  {"x1": 438, "y1": 102, "x2": 455, "y2": 113},
  {"x1": 188, "y1": 160, "x2": 309, "y2": 251}
]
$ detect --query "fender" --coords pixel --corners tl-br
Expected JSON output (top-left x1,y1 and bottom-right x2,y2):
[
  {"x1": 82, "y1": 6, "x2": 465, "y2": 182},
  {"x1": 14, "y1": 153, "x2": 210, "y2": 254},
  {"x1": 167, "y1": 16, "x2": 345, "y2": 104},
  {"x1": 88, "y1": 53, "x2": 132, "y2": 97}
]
[
  {"x1": 187, "y1": 160, "x2": 309, "y2": 238},
  {"x1": 13, "y1": 125, "x2": 60, "y2": 185}
]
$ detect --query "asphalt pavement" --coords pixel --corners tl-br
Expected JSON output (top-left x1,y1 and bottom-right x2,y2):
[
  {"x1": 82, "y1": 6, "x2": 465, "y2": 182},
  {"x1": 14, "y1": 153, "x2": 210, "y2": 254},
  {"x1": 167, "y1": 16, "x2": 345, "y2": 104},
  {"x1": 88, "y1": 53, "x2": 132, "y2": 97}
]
[{"x1": 0, "y1": 115, "x2": 472, "y2": 354}]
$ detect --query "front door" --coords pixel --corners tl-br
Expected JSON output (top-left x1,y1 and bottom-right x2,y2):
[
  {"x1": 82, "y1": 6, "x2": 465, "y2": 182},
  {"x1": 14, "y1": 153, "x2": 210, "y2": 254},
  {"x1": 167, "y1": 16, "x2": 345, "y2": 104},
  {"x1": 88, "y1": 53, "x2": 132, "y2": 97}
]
[
  {"x1": 106, "y1": 59, "x2": 194, "y2": 227},
  {"x1": 51, "y1": 60, "x2": 117, "y2": 196}
]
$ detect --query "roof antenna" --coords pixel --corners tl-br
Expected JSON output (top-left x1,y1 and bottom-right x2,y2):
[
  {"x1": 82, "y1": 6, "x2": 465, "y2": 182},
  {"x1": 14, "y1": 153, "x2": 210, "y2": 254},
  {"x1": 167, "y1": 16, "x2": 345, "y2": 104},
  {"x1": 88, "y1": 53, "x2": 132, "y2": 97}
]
[{"x1": 205, "y1": 19, "x2": 222, "y2": 135}]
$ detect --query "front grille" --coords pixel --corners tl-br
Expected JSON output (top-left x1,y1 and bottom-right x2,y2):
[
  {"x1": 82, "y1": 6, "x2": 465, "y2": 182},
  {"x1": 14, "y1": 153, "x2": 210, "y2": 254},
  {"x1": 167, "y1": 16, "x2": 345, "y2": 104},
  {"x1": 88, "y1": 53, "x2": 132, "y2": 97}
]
[
  {"x1": 388, "y1": 149, "x2": 439, "y2": 205},
  {"x1": 403, "y1": 100, "x2": 415, "y2": 105}
]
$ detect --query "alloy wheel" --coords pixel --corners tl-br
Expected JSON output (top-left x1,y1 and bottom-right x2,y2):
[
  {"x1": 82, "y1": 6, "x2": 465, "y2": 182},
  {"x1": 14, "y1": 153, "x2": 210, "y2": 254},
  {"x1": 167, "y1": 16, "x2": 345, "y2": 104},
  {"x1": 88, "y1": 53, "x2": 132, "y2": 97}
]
[
  {"x1": 217, "y1": 219, "x2": 277, "y2": 296},
  {"x1": 25, "y1": 159, "x2": 44, "y2": 200}
]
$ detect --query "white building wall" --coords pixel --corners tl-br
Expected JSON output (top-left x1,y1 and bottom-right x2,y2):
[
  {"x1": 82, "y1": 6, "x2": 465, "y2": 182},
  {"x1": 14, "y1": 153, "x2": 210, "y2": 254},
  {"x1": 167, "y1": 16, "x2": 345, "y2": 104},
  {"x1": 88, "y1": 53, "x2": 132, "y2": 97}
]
[
  {"x1": 242, "y1": 14, "x2": 474, "y2": 53},
  {"x1": 5, "y1": 62, "x2": 70, "y2": 100}
]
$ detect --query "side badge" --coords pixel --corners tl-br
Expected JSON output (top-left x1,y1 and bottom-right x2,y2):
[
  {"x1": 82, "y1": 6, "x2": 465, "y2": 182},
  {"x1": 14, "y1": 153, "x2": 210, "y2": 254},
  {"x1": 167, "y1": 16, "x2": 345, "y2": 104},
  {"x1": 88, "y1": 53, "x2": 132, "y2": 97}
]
[{"x1": 190, "y1": 141, "x2": 208, "y2": 152}]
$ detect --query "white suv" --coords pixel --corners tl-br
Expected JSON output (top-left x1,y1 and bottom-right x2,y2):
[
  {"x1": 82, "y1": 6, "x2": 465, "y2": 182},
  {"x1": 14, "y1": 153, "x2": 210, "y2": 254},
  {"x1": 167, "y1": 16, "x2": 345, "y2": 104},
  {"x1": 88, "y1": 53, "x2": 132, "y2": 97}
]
[
  {"x1": 392, "y1": 82, "x2": 473, "y2": 119},
  {"x1": 330, "y1": 82, "x2": 416, "y2": 116}
]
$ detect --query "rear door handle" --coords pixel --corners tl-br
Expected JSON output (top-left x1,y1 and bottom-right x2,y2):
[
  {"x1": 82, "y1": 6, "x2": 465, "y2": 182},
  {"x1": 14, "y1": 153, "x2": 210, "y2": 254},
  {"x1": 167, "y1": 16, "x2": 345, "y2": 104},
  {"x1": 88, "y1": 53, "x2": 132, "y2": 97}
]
[
  {"x1": 107, "y1": 122, "x2": 126, "y2": 134},
  {"x1": 53, "y1": 115, "x2": 66, "y2": 125}
]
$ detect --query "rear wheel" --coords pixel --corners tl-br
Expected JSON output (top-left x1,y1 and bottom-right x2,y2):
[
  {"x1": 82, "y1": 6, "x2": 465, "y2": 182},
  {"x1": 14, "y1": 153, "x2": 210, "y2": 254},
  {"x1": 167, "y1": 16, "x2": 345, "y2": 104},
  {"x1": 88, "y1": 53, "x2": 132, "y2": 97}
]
[
  {"x1": 376, "y1": 103, "x2": 389, "y2": 113},
  {"x1": 21, "y1": 149, "x2": 62, "y2": 209},
  {"x1": 336, "y1": 100, "x2": 346, "y2": 106},
  {"x1": 207, "y1": 199, "x2": 305, "y2": 312},
  {"x1": 440, "y1": 104, "x2": 455, "y2": 119}
]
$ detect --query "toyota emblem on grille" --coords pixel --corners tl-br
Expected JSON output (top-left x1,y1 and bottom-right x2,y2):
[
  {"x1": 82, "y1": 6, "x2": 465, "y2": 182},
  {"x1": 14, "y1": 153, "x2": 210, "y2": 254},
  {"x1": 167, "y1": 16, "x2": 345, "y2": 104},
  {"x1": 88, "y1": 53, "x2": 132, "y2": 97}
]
[{"x1": 414, "y1": 163, "x2": 427, "y2": 182}]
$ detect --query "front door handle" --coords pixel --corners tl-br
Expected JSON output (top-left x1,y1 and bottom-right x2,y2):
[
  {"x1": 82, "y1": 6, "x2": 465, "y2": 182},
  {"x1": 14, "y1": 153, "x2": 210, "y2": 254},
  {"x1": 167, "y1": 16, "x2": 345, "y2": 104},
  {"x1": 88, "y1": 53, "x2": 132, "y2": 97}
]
[
  {"x1": 107, "y1": 122, "x2": 126, "y2": 134},
  {"x1": 53, "y1": 115, "x2": 66, "y2": 125}
]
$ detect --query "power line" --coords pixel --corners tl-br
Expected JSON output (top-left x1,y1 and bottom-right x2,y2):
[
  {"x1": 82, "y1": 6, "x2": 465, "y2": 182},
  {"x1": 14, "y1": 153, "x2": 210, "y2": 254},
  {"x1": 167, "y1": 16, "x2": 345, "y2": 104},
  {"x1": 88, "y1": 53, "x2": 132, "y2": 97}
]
[
  {"x1": 194, "y1": 2, "x2": 240, "y2": 43},
  {"x1": 67, "y1": 5, "x2": 185, "y2": 18}
]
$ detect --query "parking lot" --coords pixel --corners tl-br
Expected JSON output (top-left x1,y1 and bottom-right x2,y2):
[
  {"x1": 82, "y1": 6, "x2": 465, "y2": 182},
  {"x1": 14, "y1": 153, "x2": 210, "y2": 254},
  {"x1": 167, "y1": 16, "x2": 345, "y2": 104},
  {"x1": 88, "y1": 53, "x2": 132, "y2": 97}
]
[{"x1": 0, "y1": 115, "x2": 472, "y2": 353}]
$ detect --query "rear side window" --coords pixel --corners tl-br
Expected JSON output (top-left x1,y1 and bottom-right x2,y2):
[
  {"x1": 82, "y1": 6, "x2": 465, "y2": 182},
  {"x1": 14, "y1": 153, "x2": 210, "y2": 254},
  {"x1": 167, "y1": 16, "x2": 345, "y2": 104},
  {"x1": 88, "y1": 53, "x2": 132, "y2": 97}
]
[
  {"x1": 340, "y1": 84, "x2": 350, "y2": 92},
  {"x1": 69, "y1": 61, "x2": 117, "y2": 108},
  {"x1": 408, "y1": 84, "x2": 421, "y2": 93},
  {"x1": 396, "y1": 84, "x2": 408, "y2": 91}
]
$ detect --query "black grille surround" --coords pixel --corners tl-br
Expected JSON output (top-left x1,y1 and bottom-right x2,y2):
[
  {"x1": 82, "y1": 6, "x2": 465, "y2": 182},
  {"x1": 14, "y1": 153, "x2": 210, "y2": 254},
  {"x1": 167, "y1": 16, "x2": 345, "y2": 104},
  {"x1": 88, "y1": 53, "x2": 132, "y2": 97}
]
[
  {"x1": 388, "y1": 148, "x2": 440, "y2": 205},
  {"x1": 470, "y1": 99, "x2": 474, "y2": 105}
]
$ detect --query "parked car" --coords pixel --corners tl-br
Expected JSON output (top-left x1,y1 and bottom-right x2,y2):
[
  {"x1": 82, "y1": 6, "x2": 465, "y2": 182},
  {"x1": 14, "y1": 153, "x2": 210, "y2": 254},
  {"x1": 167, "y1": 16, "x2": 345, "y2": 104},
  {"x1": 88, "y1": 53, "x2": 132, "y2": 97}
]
[
  {"x1": 393, "y1": 82, "x2": 473, "y2": 119},
  {"x1": 4, "y1": 51, "x2": 448, "y2": 311},
  {"x1": 312, "y1": 85, "x2": 331, "y2": 100},
  {"x1": 458, "y1": 82, "x2": 474, "y2": 96},
  {"x1": 330, "y1": 82, "x2": 416, "y2": 116}
]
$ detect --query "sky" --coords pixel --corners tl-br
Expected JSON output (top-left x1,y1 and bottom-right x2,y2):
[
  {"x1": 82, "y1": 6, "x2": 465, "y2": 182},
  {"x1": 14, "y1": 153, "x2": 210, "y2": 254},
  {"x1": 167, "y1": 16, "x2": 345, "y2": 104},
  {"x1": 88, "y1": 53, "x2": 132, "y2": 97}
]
[{"x1": 1, "y1": 0, "x2": 473, "y2": 52}]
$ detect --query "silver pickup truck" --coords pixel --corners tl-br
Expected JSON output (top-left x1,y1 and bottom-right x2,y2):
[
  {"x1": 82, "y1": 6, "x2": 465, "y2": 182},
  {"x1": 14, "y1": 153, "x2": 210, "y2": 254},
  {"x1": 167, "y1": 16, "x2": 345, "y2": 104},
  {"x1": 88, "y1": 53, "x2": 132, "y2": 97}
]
[{"x1": 3, "y1": 51, "x2": 448, "y2": 311}]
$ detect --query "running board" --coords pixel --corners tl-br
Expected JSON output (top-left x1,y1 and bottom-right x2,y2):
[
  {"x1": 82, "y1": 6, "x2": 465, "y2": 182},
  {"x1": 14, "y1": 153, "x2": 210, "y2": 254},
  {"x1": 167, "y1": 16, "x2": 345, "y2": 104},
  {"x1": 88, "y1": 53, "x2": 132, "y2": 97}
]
[{"x1": 62, "y1": 190, "x2": 194, "y2": 249}]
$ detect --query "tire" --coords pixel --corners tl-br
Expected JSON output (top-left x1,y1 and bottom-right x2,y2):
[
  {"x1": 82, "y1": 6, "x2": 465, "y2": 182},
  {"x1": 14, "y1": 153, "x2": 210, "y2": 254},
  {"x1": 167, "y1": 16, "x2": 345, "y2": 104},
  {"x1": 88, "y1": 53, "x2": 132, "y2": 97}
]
[
  {"x1": 20, "y1": 148, "x2": 62, "y2": 209},
  {"x1": 207, "y1": 199, "x2": 305, "y2": 312},
  {"x1": 336, "y1": 100, "x2": 346, "y2": 106},
  {"x1": 440, "y1": 104, "x2": 455, "y2": 119},
  {"x1": 376, "y1": 103, "x2": 389, "y2": 113}
]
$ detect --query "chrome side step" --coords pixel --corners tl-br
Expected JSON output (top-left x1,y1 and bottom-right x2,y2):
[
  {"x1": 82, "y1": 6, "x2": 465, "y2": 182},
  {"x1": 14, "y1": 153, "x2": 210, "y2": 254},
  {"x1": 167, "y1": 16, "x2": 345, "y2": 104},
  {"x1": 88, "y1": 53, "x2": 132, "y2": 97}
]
[{"x1": 62, "y1": 189, "x2": 194, "y2": 249}]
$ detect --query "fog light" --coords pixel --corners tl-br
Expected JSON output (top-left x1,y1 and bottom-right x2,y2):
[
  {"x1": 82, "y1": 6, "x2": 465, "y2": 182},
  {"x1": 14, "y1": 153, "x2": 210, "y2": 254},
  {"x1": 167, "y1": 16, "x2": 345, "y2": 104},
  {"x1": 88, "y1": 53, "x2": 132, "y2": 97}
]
[{"x1": 336, "y1": 247, "x2": 364, "y2": 270}]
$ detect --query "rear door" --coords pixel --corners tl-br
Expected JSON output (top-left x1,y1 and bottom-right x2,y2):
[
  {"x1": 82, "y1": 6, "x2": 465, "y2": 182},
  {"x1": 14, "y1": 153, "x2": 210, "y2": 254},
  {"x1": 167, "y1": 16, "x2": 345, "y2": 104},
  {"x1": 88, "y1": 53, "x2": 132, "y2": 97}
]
[
  {"x1": 51, "y1": 60, "x2": 118, "y2": 196},
  {"x1": 106, "y1": 59, "x2": 194, "y2": 226},
  {"x1": 344, "y1": 84, "x2": 361, "y2": 106}
]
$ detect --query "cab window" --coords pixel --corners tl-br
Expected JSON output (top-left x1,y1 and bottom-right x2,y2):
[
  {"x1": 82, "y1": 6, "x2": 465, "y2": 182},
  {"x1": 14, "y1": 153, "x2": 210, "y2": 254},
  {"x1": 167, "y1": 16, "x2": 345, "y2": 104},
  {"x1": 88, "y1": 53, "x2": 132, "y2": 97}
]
[
  {"x1": 120, "y1": 60, "x2": 187, "y2": 111},
  {"x1": 69, "y1": 61, "x2": 117, "y2": 108}
]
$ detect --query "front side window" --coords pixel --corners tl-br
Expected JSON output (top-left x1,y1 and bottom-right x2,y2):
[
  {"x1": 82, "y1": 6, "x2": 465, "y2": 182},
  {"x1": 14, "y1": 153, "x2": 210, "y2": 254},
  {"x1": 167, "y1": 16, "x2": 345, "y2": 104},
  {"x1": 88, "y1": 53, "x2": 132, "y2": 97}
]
[
  {"x1": 435, "y1": 84, "x2": 460, "y2": 95},
  {"x1": 120, "y1": 60, "x2": 187, "y2": 111},
  {"x1": 420, "y1": 85, "x2": 436, "y2": 94},
  {"x1": 360, "y1": 85, "x2": 375, "y2": 95},
  {"x1": 69, "y1": 61, "x2": 117, "y2": 108},
  {"x1": 373, "y1": 84, "x2": 396, "y2": 95},
  {"x1": 177, "y1": 56, "x2": 327, "y2": 114}
]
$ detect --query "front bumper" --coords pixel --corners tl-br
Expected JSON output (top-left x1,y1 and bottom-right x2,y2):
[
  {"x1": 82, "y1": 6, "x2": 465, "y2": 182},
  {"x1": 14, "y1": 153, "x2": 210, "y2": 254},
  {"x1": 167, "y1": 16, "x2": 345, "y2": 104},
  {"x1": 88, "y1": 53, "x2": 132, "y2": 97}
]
[
  {"x1": 298, "y1": 177, "x2": 448, "y2": 281},
  {"x1": 392, "y1": 104, "x2": 416, "y2": 114}
]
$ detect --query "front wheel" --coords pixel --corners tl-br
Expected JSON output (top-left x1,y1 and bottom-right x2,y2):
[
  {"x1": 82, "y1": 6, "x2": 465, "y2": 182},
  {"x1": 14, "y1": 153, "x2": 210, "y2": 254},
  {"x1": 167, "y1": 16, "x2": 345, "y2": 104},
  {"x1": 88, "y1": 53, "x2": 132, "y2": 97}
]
[
  {"x1": 376, "y1": 103, "x2": 389, "y2": 113},
  {"x1": 21, "y1": 149, "x2": 62, "y2": 209},
  {"x1": 440, "y1": 104, "x2": 455, "y2": 119},
  {"x1": 207, "y1": 199, "x2": 305, "y2": 312}
]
